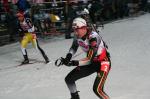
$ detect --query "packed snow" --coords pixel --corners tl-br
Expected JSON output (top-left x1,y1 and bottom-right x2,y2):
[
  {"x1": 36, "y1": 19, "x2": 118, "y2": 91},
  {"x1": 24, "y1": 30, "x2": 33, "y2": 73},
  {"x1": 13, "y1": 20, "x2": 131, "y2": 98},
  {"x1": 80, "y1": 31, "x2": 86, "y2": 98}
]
[{"x1": 0, "y1": 13, "x2": 150, "y2": 99}]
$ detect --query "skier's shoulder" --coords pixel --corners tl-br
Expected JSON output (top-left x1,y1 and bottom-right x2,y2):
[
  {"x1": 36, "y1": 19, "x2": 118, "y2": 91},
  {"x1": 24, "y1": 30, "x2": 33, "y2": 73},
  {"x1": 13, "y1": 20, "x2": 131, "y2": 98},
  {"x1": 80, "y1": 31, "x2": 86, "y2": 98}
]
[
  {"x1": 91, "y1": 31, "x2": 98, "y2": 35},
  {"x1": 25, "y1": 18, "x2": 32, "y2": 23},
  {"x1": 25, "y1": 18, "x2": 33, "y2": 27},
  {"x1": 89, "y1": 30, "x2": 99, "y2": 38}
]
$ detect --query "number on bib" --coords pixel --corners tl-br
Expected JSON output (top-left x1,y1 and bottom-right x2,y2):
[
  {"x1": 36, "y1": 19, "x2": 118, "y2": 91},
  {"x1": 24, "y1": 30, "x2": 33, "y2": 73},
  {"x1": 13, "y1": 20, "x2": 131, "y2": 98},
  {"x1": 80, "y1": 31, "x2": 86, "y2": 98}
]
[{"x1": 101, "y1": 61, "x2": 110, "y2": 72}]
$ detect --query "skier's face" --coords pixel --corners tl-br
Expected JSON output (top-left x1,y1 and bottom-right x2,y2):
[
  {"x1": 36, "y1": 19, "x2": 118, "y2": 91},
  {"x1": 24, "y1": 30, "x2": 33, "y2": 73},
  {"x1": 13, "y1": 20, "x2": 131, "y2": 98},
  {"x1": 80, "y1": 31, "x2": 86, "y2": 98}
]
[
  {"x1": 18, "y1": 16, "x2": 24, "y2": 22},
  {"x1": 74, "y1": 26, "x2": 87, "y2": 38}
]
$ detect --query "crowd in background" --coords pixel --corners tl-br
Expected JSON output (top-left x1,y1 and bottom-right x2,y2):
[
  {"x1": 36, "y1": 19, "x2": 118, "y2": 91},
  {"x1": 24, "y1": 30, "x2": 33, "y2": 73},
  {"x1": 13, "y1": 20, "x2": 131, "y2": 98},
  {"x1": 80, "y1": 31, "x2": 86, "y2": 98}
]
[{"x1": 0, "y1": 0, "x2": 150, "y2": 42}]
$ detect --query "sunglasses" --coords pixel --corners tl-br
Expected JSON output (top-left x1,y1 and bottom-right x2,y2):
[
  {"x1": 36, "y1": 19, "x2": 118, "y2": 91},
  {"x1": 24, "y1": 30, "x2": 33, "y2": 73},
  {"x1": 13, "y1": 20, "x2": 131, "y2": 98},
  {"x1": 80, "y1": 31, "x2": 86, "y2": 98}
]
[{"x1": 73, "y1": 26, "x2": 87, "y2": 30}]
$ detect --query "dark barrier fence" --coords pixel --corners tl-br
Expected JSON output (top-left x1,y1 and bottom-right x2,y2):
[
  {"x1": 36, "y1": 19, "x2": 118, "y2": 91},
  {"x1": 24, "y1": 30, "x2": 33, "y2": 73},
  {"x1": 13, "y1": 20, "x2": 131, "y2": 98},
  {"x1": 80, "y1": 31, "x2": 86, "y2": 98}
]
[{"x1": 0, "y1": 0, "x2": 150, "y2": 46}]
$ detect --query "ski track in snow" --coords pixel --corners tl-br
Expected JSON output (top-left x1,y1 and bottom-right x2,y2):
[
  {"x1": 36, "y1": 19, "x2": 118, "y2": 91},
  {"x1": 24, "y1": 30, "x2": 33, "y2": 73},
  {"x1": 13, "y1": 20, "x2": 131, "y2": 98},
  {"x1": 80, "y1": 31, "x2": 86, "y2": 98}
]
[{"x1": 0, "y1": 13, "x2": 150, "y2": 99}]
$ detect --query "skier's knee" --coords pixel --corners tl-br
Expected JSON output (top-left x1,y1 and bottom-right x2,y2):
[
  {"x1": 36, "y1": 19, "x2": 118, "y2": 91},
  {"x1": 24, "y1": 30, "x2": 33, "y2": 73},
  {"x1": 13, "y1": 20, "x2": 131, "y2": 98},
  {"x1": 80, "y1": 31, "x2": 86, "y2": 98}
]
[
  {"x1": 93, "y1": 86, "x2": 95, "y2": 92},
  {"x1": 65, "y1": 75, "x2": 74, "y2": 84},
  {"x1": 93, "y1": 86, "x2": 97, "y2": 95},
  {"x1": 65, "y1": 76, "x2": 70, "y2": 84}
]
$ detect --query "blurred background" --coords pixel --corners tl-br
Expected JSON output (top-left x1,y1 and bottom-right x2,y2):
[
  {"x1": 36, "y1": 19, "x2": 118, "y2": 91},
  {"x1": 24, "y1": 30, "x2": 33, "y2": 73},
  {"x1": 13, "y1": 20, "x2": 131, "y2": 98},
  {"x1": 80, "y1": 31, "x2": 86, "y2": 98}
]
[{"x1": 0, "y1": 0, "x2": 150, "y2": 46}]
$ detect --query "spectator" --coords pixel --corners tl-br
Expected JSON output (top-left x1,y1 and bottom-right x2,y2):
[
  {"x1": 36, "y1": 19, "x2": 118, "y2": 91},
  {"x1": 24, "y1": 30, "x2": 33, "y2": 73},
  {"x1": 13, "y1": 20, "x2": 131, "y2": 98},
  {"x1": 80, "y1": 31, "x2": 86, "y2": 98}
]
[
  {"x1": 102, "y1": 0, "x2": 113, "y2": 20},
  {"x1": 2, "y1": 0, "x2": 10, "y2": 12},
  {"x1": 89, "y1": 0, "x2": 104, "y2": 24},
  {"x1": 15, "y1": 0, "x2": 31, "y2": 18},
  {"x1": 2, "y1": 1, "x2": 18, "y2": 42},
  {"x1": 139, "y1": 0, "x2": 148, "y2": 11},
  {"x1": 65, "y1": 2, "x2": 77, "y2": 39},
  {"x1": 6, "y1": 10, "x2": 18, "y2": 42},
  {"x1": 32, "y1": 0, "x2": 45, "y2": 4},
  {"x1": 147, "y1": 0, "x2": 150, "y2": 12}
]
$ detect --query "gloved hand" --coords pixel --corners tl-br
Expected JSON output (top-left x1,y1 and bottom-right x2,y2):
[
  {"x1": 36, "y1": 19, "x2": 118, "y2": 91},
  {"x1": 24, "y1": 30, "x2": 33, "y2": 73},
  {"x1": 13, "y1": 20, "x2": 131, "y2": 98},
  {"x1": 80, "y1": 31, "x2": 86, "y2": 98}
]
[
  {"x1": 63, "y1": 53, "x2": 72, "y2": 65},
  {"x1": 65, "y1": 60, "x2": 79, "y2": 66},
  {"x1": 55, "y1": 57, "x2": 79, "y2": 67}
]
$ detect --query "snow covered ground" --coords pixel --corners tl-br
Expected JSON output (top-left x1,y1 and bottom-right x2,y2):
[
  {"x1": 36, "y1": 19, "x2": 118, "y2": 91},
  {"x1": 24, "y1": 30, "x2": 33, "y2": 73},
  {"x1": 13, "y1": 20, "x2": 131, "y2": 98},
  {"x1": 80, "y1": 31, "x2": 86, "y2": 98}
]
[{"x1": 0, "y1": 13, "x2": 150, "y2": 99}]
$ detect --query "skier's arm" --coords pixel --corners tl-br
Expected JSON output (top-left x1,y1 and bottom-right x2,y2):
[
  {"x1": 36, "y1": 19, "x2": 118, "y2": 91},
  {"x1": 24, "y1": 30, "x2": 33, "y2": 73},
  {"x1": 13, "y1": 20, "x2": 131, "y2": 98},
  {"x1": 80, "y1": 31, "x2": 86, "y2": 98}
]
[
  {"x1": 17, "y1": 22, "x2": 26, "y2": 37},
  {"x1": 26, "y1": 18, "x2": 35, "y2": 33},
  {"x1": 78, "y1": 37, "x2": 97, "y2": 66},
  {"x1": 67, "y1": 37, "x2": 98, "y2": 66},
  {"x1": 68, "y1": 38, "x2": 79, "y2": 56},
  {"x1": 63, "y1": 38, "x2": 79, "y2": 65}
]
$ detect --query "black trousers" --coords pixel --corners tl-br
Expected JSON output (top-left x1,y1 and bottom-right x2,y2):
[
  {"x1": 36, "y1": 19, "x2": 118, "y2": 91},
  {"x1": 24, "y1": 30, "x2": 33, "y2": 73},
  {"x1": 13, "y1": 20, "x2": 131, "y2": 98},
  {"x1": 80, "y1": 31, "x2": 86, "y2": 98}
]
[{"x1": 65, "y1": 60, "x2": 111, "y2": 99}]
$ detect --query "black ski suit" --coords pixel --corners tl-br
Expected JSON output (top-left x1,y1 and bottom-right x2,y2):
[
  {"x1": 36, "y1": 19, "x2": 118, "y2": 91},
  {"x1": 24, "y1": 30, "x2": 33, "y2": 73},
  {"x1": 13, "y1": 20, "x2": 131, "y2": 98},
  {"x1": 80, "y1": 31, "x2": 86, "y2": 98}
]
[{"x1": 65, "y1": 30, "x2": 111, "y2": 99}]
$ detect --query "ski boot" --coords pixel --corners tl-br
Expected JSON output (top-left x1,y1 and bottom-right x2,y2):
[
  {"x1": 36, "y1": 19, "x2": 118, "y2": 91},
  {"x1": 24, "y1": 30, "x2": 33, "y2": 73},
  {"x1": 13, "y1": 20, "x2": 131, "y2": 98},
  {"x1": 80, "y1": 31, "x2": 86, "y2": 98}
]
[
  {"x1": 22, "y1": 55, "x2": 29, "y2": 64},
  {"x1": 44, "y1": 55, "x2": 50, "y2": 64},
  {"x1": 71, "y1": 92, "x2": 80, "y2": 99},
  {"x1": 45, "y1": 59, "x2": 49, "y2": 64},
  {"x1": 22, "y1": 59, "x2": 29, "y2": 64}
]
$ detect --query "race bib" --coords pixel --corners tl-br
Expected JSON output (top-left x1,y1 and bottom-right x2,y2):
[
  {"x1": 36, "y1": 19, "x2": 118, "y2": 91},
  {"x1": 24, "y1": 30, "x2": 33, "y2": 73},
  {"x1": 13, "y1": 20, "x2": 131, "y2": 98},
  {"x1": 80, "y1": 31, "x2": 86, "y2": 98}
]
[{"x1": 101, "y1": 61, "x2": 110, "y2": 72}]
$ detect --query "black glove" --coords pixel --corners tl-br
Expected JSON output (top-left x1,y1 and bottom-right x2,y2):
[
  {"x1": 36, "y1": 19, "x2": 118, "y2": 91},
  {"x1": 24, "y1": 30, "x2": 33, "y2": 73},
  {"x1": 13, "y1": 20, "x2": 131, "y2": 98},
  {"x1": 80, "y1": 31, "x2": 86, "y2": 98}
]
[
  {"x1": 63, "y1": 53, "x2": 72, "y2": 65},
  {"x1": 65, "y1": 60, "x2": 79, "y2": 66}
]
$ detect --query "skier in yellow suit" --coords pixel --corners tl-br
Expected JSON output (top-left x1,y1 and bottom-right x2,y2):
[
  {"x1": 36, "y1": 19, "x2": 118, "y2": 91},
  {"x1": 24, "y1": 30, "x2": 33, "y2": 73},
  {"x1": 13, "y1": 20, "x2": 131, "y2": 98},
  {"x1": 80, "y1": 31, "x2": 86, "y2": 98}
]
[{"x1": 16, "y1": 12, "x2": 49, "y2": 64}]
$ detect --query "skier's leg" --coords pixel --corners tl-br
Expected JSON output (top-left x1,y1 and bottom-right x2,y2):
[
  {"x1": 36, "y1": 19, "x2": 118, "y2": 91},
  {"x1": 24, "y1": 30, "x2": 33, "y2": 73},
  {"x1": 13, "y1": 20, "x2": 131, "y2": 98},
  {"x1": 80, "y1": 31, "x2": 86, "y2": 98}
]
[
  {"x1": 93, "y1": 61, "x2": 111, "y2": 99},
  {"x1": 32, "y1": 37, "x2": 49, "y2": 63},
  {"x1": 20, "y1": 35, "x2": 29, "y2": 64},
  {"x1": 93, "y1": 72, "x2": 109, "y2": 99},
  {"x1": 21, "y1": 47, "x2": 29, "y2": 64},
  {"x1": 65, "y1": 65, "x2": 95, "y2": 99}
]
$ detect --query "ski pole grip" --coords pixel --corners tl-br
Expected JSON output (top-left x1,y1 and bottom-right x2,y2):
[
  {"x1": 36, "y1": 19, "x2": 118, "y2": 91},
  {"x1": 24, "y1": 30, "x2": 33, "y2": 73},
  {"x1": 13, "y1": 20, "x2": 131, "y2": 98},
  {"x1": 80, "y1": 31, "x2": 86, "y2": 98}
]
[{"x1": 55, "y1": 57, "x2": 64, "y2": 67}]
